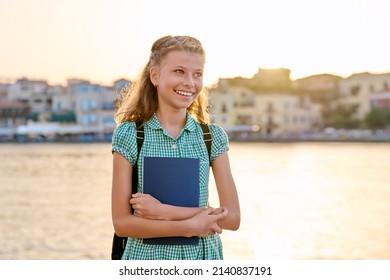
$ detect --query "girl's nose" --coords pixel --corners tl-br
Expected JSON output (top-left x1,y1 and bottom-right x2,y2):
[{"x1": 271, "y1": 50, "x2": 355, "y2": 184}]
[{"x1": 183, "y1": 75, "x2": 195, "y2": 87}]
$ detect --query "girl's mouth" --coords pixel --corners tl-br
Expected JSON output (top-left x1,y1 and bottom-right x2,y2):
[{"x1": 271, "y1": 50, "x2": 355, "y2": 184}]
[{"x1": 175, "y1": 90, "x2": 194, "y2": 97}]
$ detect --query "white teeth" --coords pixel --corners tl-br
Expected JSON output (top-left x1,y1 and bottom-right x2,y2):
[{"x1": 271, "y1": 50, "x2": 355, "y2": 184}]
[{"x1": 175, "y1": 90, "x2": 193, "y2": 96}]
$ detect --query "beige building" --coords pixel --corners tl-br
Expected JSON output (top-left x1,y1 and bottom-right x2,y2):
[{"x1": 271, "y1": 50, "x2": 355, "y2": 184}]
[
  {"x1": 293, "y1": 74, "x2": 341, "y2": 92},
  {"x1": 7, "y1": 78, "x2": 52, "y2": 119},
  {"x1": 0, "y1": 83, "x2": 9, "y2": 100},
  {"x1": 254, "y1": 93, "x2": 321, "y2": 136},
  {"x1": 208, "y1": 81, "x2": 237, "y2": 129},
  {"x1": 338, "y1": 72, "x2": 390, "y2": 119},
  {"x1": 209, "y1": 82, "x2": 322, "y2": 137},
  {"x1": 292, "y1": 74, "x2": 342, "y2": 104},
  {"x1": 68, "y1": 80, "x2": 116, "y2": 135}
]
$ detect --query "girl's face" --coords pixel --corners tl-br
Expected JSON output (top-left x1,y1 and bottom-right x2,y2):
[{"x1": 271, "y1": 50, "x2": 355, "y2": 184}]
[{"x1": 151, "y1": 50, "x2": 204, "y2": 112}]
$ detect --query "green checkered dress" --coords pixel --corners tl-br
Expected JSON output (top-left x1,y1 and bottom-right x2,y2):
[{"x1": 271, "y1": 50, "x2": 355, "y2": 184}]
[{"x1": 111, "y1": 112, "x2": 229, "y2": 260}]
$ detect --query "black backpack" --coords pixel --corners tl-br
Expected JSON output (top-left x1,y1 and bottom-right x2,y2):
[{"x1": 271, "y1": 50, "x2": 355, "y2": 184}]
[{"x1": 111, "y1": 123, "x2": 212, "y2": 260}]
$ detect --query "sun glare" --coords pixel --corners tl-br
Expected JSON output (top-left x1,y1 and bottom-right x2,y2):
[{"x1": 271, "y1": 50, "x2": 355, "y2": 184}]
[{"x1": 0, "y1": 0, "x2": 389, "y2": 85}]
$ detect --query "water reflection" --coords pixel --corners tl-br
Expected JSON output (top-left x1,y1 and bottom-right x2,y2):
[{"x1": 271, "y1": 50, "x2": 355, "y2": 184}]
[
  {"x1": 211, "y1": 142, "x2": 390, "y2": 259},
  {"x1": 1, "y1": 142, "x2": 390, "y2": 259}
]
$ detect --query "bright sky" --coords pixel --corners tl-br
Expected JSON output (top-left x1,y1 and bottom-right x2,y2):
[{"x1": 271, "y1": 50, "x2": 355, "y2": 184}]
[{"x1": 1, "y1": 0, "x2": 389, "y2": 87}]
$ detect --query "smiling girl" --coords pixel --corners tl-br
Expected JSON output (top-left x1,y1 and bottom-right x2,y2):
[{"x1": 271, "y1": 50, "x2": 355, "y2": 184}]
[{"x1": 111, "y1": 35, "x2": 240, "y2": 260}]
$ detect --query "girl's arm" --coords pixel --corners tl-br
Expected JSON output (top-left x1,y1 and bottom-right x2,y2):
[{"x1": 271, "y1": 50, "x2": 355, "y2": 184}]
[
  {"x1": 111, "y1": 152, "x2": 227, "y2": 238},
  {"x1": 212, "y1": 151, "x2": 241, "y2": 230},
  {"x1": 130, "y1": 193, "x2": 225, "y2": 221}
]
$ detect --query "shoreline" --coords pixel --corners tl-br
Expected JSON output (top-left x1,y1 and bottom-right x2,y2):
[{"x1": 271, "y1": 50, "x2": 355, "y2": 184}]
[
  {"x1": 228, "y1": 136, "x2": 390, "y2": 143},
  {"x1": 1, "y1": 137, "x2": 390, "y2": 144}
]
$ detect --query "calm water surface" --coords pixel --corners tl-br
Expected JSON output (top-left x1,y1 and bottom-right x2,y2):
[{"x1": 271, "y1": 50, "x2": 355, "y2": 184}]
[{"x1": 0, "y1": 142, "x2": 389, "y2": 260}]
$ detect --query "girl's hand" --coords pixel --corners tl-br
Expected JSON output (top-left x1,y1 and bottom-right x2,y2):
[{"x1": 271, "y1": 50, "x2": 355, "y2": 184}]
[
  {"x1": 188, "y1": 207, "x2": 228, "y2": 238},
  {"x1": 209, "y1": 207, "x2": 227, "y2": 215},
  {"x1": 130, "y1": 193, "x2": 163, "y2": 220}
]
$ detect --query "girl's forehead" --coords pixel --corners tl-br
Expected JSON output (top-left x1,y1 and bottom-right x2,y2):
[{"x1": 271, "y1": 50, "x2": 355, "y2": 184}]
[{"x1": 160, "y1": 50, "x2": 204, "y2": 68}]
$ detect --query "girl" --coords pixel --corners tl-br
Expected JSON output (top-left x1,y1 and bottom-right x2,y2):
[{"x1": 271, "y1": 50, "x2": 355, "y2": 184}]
[{"x1": 111, "y1": 35, "x2": 240, "y2": 260}]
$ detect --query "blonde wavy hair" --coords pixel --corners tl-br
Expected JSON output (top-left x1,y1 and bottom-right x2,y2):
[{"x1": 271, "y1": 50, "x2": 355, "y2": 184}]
[{"x1": 115, "y1": 35, "x2": 211, "y2": 125}]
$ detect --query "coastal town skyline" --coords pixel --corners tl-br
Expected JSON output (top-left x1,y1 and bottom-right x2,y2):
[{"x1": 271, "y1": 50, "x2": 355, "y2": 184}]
[
  {"x1": 1, "y1": 0, "x2": 390, "y2": 87},
  {"x1": 1, "y1": 67, "x2": 389, "y2": 88}
]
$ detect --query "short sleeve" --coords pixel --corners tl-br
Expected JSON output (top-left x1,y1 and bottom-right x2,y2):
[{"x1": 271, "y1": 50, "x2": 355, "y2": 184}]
[
  {"x1": 111, "y1": 122, "x2": 138, "y2": 165},
  {"x1": 209, "y1": 123, "x2": 229, "y2": 163}
]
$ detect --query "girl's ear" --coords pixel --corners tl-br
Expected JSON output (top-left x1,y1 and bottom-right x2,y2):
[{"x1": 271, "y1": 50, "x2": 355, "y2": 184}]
[{"x1": 150, "y1": 66, "x2": 159, "y2": 87}]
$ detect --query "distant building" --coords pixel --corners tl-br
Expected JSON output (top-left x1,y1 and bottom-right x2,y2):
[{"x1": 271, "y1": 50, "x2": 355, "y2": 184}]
[
  {"x1": 113, "y1": 78, "x2": 131, "y2": 91},
  {"x1": 370, "y1": 91, "x2": 390, "y2": 110},
  {"x1": 69, "y1": 81, "x2": 116, "y2": 135},
  {"x1": 210, "y1": 84, "x2": 252, "y2": 130},
  {"x1": 0, "y1": 83, "x2": 10, "y2": 100},
  {"x1": 292, "y1": 74, "x2": 342, "y2": 104},
  {"x1": 2, "y1": 77, "x2": 119, "y2": 138},
  {"x1": 254, "y1": 93, "x2": 322, "y2": 136},
  {"x1": 338, "y1": 72, "x2": 390, "y2": 119},
  {"x1": 252, "y1": 68, "x2": 292, "y2": 91},
  {"x1": 210, "y1": 80, "x2": 322, "y2": 138},
  {"x1": 7, "y1": 78, "x2": 52, "y2": 121},
  {"x1": 100, "y1": 85, "x2": 117, "y2": 134},
  {"x1": 4, "y1": 70, "x2": 390, "y2": 140},
  {"x1": 0, "y1": 101, "x2": 29, "y2": 128},
  {"x1": 52, "y1": 85, "x2": 72, "y2": 112}
]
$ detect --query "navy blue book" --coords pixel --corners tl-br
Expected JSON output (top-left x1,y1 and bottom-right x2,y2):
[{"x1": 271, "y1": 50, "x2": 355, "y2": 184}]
[{"x1": 142, "y1": 156, "x2": 200, "y2": 246}]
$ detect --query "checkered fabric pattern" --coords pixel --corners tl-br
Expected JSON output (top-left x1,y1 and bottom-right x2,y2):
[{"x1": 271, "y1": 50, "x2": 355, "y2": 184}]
[{"x1": 111, "y1": 112, "x2": 229, "y2": 260}]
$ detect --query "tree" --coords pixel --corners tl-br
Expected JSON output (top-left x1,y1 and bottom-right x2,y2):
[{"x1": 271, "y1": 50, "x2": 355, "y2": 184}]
[
  {"x1": 325, "y1": 107, "x2": 361, "y2": 129},
  {"x1": 364, "y1": 109, "x2": 390, "y2": 130}
]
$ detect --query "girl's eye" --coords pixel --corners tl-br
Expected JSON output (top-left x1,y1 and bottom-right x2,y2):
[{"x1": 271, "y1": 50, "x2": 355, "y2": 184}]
[
  {"x1": 174, "y1": 69, "x2": 184, "y2": 74},
  {"x1": 195, "y1": 72, "x2": 203, "y2": 78}
]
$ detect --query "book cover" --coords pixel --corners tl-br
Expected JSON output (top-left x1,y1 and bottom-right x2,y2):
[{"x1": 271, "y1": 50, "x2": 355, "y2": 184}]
[{"x1": 142, "y1": 156, "x2": 200, "y2": 246}]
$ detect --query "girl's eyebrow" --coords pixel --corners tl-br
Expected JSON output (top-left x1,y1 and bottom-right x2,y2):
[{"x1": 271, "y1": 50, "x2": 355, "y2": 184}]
[{"x1": 174, "y1": 65, "x2": 203, "y2": 72}]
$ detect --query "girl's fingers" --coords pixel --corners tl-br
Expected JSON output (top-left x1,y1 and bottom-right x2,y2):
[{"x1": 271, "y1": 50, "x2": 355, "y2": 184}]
[
  {"x1": 213, "y1": 208, "x2": 228, "y2": 220},
  {"x1": 132, "y1": 192, "x2": 144, "y2": 198}
]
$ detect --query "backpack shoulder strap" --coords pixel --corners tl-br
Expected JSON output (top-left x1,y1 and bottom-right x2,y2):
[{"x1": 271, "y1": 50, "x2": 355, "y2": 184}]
[
  {"x1": 132, "y1": 121, "x2": 144, "y2": 197},
  {"x1": 135, "y1": 121, "x2": 144, "y2": 156},
  {"x1": 200, "y1": 124, "x2": 212, "y2": 166}
]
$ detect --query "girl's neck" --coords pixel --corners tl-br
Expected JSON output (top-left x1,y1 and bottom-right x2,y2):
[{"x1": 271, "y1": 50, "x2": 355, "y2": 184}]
[{"x1": 156, "y1": 108, "x2": 187, "y2": 138}]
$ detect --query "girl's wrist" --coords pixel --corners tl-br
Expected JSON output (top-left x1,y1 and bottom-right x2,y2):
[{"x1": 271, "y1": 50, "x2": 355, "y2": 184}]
[
  {"x1": 181, "y1": 218, "x2": 195, "y2": 238},
  {"x1": 158, "y1": 204, "x2": 171, "y2": 220}
]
